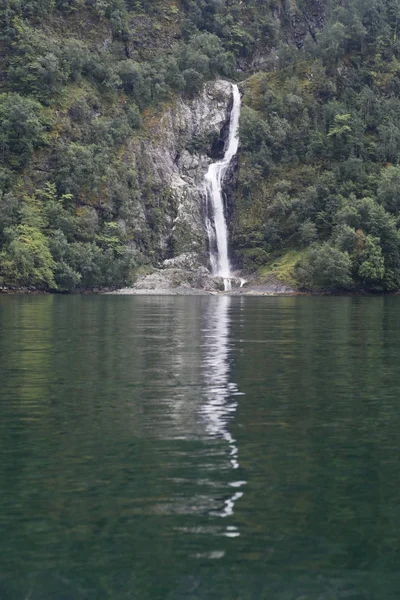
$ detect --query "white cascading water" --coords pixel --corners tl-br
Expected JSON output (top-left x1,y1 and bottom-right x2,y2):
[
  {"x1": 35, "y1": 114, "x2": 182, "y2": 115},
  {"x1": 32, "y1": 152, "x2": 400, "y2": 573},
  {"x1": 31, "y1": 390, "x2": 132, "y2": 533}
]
[{"x1": 205, "y1": 83, "x2": 241, "y2": 292}]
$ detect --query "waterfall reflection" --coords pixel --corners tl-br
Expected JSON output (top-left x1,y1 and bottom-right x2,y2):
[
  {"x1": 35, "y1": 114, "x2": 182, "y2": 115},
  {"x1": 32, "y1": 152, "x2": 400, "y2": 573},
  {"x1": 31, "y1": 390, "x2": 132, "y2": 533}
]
[
  {"x1": 201, "y1": 296, "x2": 246, "y2": 524},
  {"x1": 117, "y1": 296, "x2": 245, "y2": 526}
]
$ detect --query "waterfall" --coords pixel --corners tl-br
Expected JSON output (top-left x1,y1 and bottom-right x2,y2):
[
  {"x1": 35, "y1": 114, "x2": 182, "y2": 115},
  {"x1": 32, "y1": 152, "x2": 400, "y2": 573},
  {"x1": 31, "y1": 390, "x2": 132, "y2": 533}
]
[{"x1": 205, "y1": 83, "x2": 241, "y2": 292}]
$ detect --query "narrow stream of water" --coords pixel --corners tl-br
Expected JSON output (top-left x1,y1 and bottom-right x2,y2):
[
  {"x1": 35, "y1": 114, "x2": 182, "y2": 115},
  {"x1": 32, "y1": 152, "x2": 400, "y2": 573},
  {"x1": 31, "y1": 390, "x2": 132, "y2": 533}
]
[{"x1": 205, "y1": 83, "x2": 241, "y2": 291}]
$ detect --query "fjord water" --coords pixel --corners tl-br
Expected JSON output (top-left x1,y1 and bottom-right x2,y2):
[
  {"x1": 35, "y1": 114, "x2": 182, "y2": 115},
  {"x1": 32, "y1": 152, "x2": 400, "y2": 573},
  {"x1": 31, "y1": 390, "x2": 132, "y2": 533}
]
[{"x1": 1, "y1": 296, "x2": 400, "y2": 599}]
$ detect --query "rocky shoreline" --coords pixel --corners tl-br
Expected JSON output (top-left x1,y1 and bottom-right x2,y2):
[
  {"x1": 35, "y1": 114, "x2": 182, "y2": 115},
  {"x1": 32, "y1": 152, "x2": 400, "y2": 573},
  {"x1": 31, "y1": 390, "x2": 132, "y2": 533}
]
[
  {"x1": 104, "y1": 286, "x2": 300, "y2": 296},
  {"x1": 0, "y1": 281, "x2": 300, "y2": 296},
  {"x1": 2, "y1": 265, "x2": 398, "y2": 297},
  {"x1": 2, "y1": 286, "x2": 399, "y2": 297}
]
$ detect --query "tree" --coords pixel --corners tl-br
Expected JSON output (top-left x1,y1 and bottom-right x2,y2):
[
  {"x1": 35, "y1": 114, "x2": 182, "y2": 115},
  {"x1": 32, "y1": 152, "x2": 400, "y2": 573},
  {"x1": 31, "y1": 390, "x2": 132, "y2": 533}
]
[
  {"x1": 356, "y1": 233, "x2": 385, "y2": 285},
  {"x1": 239, "y1": 106, "x2": 270, "y2": 152},
  {"x1": 0, "y1": 93, "x2": 46, "y2": 168},
  {"x1": 377, "y1": 165, "x2": 400, "y2": 213},
  {"x1": 0, "y1": 225, "x2": 56, "y2": 288},
  {"x1": 296, "y1": 243, "x2": 353, "y2": 290},
  {"x1": 299, "y1": 220, "x2": 318, "y2": 246}
]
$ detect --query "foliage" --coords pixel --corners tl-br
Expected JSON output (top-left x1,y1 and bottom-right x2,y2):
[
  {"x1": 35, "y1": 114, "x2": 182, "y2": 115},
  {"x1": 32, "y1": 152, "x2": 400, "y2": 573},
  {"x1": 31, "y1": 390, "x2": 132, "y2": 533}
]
[
  {"x1": 296, "y1": 244, "x2": 353, "y2": 290},
  {"x1": 0, "y1": 225, "x2": 56, "y2": 288},
  {"x1": 0, "y1": 93, "x2": 46, "y2": 168},
  {"x1": 3, "y1": 0, "x2": 400, "y2": 290},
  {"x1": 0, "y1": 0, "x2": 242, "y2": 290},
  {"x1": 0, "y1": 184, "x2": 134, "y2": 289},
  {"x1": 233, "y1": 0, "x2": 400, "y2": 290}
]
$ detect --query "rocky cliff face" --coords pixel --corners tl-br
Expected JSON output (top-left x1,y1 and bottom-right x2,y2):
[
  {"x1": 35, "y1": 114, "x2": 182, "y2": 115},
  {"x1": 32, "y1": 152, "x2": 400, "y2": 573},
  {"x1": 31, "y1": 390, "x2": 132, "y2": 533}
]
[
  {"x1": 286, "y1": 0, "x2": 326, "y2": 48},
  {"x1": 124, "y1": 80, "x2": 234, "y2": 289}
]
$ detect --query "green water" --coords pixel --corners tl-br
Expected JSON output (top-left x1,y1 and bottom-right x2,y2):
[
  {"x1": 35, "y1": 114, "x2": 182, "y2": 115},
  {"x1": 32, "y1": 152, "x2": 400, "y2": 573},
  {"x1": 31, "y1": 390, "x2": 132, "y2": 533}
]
[{"x1": 1, "y1": 295, "x2": 400, "y2": 599}]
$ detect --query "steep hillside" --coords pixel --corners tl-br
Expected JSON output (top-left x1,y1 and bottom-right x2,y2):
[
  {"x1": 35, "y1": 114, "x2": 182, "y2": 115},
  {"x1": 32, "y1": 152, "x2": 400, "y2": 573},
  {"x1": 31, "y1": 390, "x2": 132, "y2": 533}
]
[
  {"x1": 234, "y1": 0, "x2": 400, "y2": 291},
  {"x1": 2, "y1": 0, "x2": 400, "y2": 292}
]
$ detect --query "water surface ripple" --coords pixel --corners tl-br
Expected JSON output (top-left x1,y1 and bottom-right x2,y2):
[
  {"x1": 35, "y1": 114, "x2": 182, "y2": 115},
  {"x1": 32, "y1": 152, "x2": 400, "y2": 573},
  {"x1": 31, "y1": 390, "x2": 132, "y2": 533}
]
[{"x1": 1, "y1": 295, "x2": 400, "y2": 599}]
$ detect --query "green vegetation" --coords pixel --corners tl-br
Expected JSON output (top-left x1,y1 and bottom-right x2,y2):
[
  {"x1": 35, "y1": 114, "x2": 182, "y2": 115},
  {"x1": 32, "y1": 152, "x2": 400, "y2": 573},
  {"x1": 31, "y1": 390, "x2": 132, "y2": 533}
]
[
  {"x1": 258, "y1": 249, "x2": 308, "y2": 289},
  {"x1": 0, "y1": 0, "x2": 240, "y2": 290},
  {"x1": 234, "y1": 0, "x2": 400, "y2": 291},
  {"x1": 0, "y1": 183, "x2": 132, "y2": 290},
  {"x1": 2, "y1": 0, "x2": 400, "y2": 290}
]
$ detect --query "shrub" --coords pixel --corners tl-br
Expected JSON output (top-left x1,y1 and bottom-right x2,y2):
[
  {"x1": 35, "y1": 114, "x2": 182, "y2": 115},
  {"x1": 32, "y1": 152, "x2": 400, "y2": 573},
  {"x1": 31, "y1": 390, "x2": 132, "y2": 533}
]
[{"x1": 296, "y1": 244, "x2": 353, "y2": 290}]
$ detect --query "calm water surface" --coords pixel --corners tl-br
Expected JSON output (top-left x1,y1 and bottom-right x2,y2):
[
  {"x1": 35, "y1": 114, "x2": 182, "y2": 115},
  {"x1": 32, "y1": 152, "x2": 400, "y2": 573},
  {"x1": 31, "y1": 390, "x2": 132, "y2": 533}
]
[{"x1": 1, "y1": 295, "x2": 400, "y2": 599}]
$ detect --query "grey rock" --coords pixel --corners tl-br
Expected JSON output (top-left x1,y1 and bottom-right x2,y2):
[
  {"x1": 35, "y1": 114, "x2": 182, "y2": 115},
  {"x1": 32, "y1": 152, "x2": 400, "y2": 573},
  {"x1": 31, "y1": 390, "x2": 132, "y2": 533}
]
[
  {"x1": 126, "y1": 80, "x2": 233, "y2": 260},
  {"x1": 163, "y1": 252, "x2": 202, "y2": 271}
]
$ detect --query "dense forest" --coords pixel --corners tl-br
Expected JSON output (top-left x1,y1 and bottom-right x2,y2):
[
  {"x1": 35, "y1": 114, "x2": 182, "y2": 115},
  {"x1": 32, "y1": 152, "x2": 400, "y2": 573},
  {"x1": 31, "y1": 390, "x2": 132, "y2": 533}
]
[{"x1": 1, "y1": 0, "x2": 400, "y2": 291}]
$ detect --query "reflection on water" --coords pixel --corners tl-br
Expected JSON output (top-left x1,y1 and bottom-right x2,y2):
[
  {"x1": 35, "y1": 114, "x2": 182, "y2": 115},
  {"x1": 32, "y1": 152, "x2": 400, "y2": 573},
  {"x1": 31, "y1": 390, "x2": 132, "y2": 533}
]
[
  {"x1": 201, "y1": 296, "x2": 246, "y2": 523},
  {"x1": 2, "y1": 296, "x2": 400, "y2": 599}
]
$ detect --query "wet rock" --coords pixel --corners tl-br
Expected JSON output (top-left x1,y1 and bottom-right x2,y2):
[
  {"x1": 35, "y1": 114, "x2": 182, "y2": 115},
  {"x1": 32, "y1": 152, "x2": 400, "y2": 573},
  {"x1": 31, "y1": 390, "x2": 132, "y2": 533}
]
[
  {"x1": 163, "y1": 252, "x2": 202, "y2": 271},
  {"x1": 126, "y1": 80, "x2": 234, "y2": 259}
]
